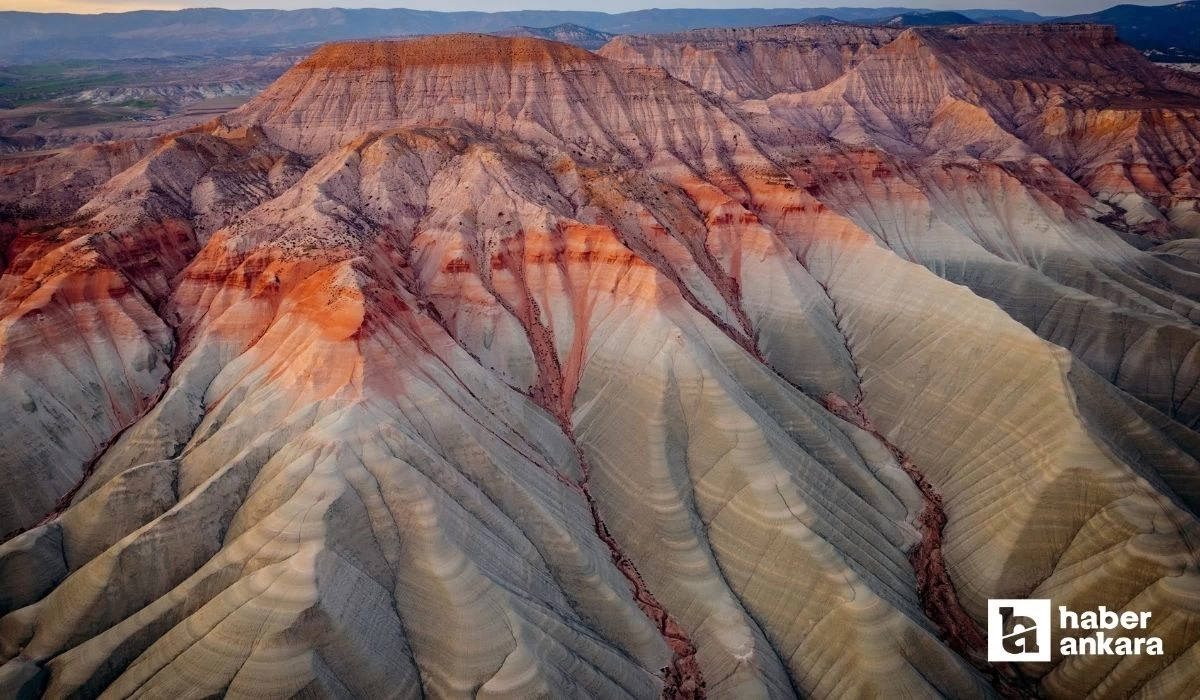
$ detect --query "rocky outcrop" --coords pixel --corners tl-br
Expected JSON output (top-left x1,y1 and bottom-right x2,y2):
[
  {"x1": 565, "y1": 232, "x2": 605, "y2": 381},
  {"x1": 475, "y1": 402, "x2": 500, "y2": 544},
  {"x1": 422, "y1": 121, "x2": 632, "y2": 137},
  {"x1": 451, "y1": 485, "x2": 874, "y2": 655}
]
[
  {"x1": 3, "y1": 28, "x2": 1200, "y2": 700},
  {"x1": 598, "y1": 25, "x2": 900, "y2": 99}
]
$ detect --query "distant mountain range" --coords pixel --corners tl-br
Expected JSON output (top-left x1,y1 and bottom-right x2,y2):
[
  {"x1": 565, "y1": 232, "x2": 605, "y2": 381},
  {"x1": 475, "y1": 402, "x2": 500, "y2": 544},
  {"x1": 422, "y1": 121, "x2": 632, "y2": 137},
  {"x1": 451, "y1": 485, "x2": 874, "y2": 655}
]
[
  {"x1": 494, "y1": 23, "x2": 616, "y2": 50},
  {"x1": 881, "y1": 11, "x2": 980, "y2": 26},
  {"x1": 1056, "y1": 1, "x2": 1200, "y2": 60},
  {"x1": 0, "y1": 2, "x2": 1196, "y2": 63}
]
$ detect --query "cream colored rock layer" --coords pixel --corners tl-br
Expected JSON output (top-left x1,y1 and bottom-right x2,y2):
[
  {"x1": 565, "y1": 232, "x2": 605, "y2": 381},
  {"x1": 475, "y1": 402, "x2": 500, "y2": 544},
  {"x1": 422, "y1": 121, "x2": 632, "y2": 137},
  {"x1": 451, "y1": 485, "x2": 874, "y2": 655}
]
[{"x1": 3, "y1": 30, "x2": 1200, "y2": 700}]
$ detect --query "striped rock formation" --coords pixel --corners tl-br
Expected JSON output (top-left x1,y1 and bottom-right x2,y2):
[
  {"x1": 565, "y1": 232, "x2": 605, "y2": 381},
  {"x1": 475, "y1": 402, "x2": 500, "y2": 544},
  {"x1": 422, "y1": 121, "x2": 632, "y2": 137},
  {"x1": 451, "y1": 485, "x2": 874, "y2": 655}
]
[{"x1": 1, "y1": 27, "x2": 1199, "y2": 699}]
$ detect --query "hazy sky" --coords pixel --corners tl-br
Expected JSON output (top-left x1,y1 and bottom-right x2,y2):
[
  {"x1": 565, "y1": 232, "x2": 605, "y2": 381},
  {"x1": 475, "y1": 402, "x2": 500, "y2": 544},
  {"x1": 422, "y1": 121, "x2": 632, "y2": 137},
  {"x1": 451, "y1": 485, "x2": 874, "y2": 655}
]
[{"x1": 0, "y1": 0, "x2": 1173, "y2": 15}]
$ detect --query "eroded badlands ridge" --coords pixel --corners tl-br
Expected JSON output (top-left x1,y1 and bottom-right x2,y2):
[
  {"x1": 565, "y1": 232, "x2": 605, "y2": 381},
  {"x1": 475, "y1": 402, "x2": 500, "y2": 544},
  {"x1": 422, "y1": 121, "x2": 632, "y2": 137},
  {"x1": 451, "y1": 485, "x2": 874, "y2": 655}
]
[{"x1": 2, "y1": 28, "x2": 1200, "y2": 699}]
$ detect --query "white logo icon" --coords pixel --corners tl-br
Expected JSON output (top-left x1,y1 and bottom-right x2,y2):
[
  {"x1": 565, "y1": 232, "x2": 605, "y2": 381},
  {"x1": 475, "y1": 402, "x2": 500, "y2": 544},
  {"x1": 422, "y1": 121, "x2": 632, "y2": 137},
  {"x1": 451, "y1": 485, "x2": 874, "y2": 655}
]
[{"x1": 987, "y1": 599, "x2": 1051, "y2": 662}]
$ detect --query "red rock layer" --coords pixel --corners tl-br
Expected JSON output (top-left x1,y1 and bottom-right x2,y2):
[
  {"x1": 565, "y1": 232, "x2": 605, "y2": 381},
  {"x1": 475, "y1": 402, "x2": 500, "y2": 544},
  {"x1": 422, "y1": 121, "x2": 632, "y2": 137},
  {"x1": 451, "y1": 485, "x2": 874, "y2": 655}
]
[
  {"x1": 3, "y1": 29, "x2": 1200, "y2": 700},
  {"x1": 298, "y1": 34, "x2": 598, "y2": 70}
]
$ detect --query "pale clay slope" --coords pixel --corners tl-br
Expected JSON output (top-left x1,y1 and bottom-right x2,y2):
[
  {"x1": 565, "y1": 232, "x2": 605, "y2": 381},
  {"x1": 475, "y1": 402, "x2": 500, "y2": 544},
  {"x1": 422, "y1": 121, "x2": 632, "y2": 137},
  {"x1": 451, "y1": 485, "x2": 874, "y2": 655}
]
[
  {"x1": 0, "y1": 29, "x2": 1199, "y2": 700},
  {"x1": 608, "y1": 25, "x2": 1200, "y2": 240},
  {"x1": 609, "y1": 24, "x2": 1200, "y2": 428}
]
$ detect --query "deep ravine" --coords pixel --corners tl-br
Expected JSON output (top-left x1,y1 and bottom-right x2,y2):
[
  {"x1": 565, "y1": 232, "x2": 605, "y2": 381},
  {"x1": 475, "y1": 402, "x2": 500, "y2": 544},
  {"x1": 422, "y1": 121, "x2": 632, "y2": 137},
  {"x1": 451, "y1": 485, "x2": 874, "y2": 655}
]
[
  {"x1": 808, "y1": 271, "x2": 1040, "y2": 700},
  {"x1": 488, "y1": 247, "x2": 708, "y2": 700}
]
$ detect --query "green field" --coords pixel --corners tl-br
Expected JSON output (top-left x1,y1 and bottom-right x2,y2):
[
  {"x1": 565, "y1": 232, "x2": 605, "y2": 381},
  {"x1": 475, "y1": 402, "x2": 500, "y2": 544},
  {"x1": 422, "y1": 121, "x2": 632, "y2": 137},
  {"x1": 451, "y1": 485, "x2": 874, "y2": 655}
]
[{"x1": 0, "y1": 62, "x2": 134, "y2": 108}]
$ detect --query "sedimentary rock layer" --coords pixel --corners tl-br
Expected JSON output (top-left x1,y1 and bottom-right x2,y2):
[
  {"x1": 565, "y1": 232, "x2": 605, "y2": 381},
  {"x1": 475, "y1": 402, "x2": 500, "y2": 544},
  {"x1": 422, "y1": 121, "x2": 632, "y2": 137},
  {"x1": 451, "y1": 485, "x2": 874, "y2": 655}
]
[{"x1": 2, "y1": 27, "x2": 1200, "y2": 700}]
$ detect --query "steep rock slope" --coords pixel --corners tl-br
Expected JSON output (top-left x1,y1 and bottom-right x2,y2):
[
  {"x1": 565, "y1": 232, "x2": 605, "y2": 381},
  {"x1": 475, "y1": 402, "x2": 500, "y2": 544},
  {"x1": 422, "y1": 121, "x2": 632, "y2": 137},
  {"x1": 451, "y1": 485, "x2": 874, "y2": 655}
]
[
  {"x1": 606, "y1": 24, "x2": 1200, "y2": 428},
  {"x1": 770, "y1": 25, "x2": 1200, "y2": 239},
  {"x1": 604, "y1": 24, "x2": 1200, "y2": 239},
  {"x1": 598, "y1": 25, "x2": 900, "y2": 101},
  {"x1": 0, "y1": 129, "x2": 303, "y2": 536},
  {"x1": 1, "y1": 30, "x2": 1200, "y2": 700}
]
